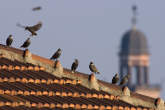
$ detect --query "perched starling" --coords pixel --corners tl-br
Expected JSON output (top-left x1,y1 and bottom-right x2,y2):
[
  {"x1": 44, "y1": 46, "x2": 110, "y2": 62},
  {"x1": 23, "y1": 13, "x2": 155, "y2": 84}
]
[
  {"x1": 32, "y1": 6, "x2": 42, "y2": 11},
  {"x1": 89, "y1": 61, "x2": 100, "y2": 74},
  {"x1": 6, "y1": 35, "x2": 13, "y2": 46},
  {"x1": 119, "y1": 74, "x2": 130, "y2": 86},
  {"x1": 71, "y1": 59, "x2": 79, "y2": 73},
  {"x1": 50, "y1": 48, "x2": 62, "y2": 60},
  {"x1": 20, "y1": 38, "x2": 31, "y2": 48},
  {"x1": 17, "y1": 22, "x2": 42, "y2": 36},
  {"x1": 112, "y1": 73, "x2": 119, "y2": 84}
]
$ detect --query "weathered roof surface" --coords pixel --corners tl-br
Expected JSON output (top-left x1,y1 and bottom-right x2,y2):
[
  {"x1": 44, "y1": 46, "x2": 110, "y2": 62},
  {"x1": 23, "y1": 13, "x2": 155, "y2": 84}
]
[
  {"x1": 0, "y1": 58, "x2": 139, "y2": 110},
  {"x1": 120, "y1": 29, "x2": 149, "y2": 55},
  {"x1": 0, "y1": 44, "x2": 164, "y2": 110}
]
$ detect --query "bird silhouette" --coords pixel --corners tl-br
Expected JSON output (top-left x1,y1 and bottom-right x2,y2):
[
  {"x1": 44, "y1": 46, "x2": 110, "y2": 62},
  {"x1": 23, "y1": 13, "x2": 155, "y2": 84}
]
[
  {"x1": 119, "y1": 74, "x2": 130, "y2": 86},
  {"x1": 6, "y1": 35, "x2": 13, "y2": 46},
  {"x1": 20, "y1": 38, "x2": 31, "y2": 48},
  {"x1": 89, "y1": 61, "x2": 100, "y2": 74},
  {"x1": 112, "y1": 73, "x2": 119, "y2": 84},
  {"x1": 17, "y1": 22, "x2": 42, "y2": 36},
  {"x1": 50, "y1": 48, "x2": 62, "y2": 60},
  {"x1": 32, "y1": 6, "x2": 42, "y2": 11},
  {"x1": 71, "y1": 59, "x2": 79, "y2": 73}
]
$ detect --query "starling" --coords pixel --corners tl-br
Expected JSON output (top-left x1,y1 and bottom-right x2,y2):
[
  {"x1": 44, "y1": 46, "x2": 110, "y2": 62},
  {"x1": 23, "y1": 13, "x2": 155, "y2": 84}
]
[
  {"x1": 32, "y1": 6, "x2": 42, "y2": 11},
  {"x1": 71, "y1": 59, "x2": 79, "y2": 73},
  {"x1": 50, "y1": 48, "x2": 62, "y2": 60},
  {"x1": 112, "y1": 73, "x2": 119, "y2": 84},
  {"x1": 20, "y1": 38, "x2": 31, "y2": 48},
  {"x1": 17, "y1": 22, "x2": 42, "y2": 36},
  {"x1": 119, "y1": 74, "x2": 130, "y2": 86},
  {"x1": 89, "y1": 61, "x2": 100, "y2": 74},
  {"x1": 6, "y1": 35, "x2": 13, "y2": 46}
]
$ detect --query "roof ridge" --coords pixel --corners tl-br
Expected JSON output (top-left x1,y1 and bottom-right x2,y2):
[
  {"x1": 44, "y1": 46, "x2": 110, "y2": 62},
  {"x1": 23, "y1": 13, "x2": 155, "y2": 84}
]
[{"x1": 0, "y1": 44, "x2": 164, "y2": 109}]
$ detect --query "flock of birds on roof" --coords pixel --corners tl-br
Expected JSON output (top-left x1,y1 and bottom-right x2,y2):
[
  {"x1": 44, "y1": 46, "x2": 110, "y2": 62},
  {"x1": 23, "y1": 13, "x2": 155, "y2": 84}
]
[
  {"x1": 6, "y1": 21, "x2": 42, "y2": 48},
  {"x1": 4, "y1": 6, "x2": 130, "y2": 86},
  {"x1": 6, "y1": 6, "x2": 43, "y2": 49}
]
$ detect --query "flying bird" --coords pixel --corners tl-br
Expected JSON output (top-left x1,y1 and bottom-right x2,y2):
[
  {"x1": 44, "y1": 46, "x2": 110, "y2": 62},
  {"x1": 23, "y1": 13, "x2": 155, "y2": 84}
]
[
  {"x1": 71, "y1": 59, "x2": 79, "y2": 73},
  {"x1": 6, "y1": 35, "x2": 13, "y2": 46},
  {"x1": 89, "y1": 61, "x2": 100, "y2": 74},
  {"x1": 50, "y1": 48, "x2": 62, "y2": 60},
  {"x1": 112, "y1": 73, "x2": 119, "y2": 84},
  {"x1": 20, "y1": 38, "x2": 31, "y2": 48},
  {"x1": 17, "y1": 22, "x2": 42, "y2": 36},
  {"x1": 119, "y1": 74, "x2": 130, "y2": 86},
  {"x1": 32, "y1": 6, "x2": 42, "y2": 11}
]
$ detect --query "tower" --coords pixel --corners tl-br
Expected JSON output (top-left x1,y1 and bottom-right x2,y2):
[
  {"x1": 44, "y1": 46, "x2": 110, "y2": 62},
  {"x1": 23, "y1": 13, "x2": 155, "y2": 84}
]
[{"x1": 119, "y1": 5, "x2": 161, "y2": 98}]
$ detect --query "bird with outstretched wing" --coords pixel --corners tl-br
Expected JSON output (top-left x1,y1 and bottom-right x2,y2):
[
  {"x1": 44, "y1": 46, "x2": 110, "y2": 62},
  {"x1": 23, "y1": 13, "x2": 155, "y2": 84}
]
[{"x1": 17, "y1": 22, "x2": 42, "y2": 36}]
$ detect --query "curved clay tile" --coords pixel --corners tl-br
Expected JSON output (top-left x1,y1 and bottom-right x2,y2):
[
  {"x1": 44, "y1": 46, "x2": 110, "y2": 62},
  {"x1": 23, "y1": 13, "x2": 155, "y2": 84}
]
[
  {"x1": 47, "y1": 79, "x2": 53, "y2": 84},
  {"x1": 43, "y1": 103, "x2": 50, "y2": 108},
  {"x1": 8, "y1": 65, "x2": 14, "y2": 70},
  {"x1": 27, "y1": 66, "x2": 34, "y2": 70},
  {"x1": 36, "y1": 91, "x2": 42, "y2": 96},
  {"x1": 20, "y1": 66, "x2": 26, "y2": 71},
  {"x1": 2, "y1": 65, "x2": 7, "y2": 69},
  {"x1": 24, "y1": 91, "x2": 30, "y2": 96},
  {"x1": 22, "y1": 78, "x2": 28, "y2": 83},
  {"x1": 41, "y1": 79, "x2": 46, "y2": 83},
  {"x1": 16, "y1": 78, "x2": 21, "y2": 82},
  {"x1": 4, "y1": 90, "x2": 10, "y2": 94},
  {"x1": 3, "y1": 77, "x2": 8, "y2": 82},
  {"x1": 15, "y1": 66, "x2": 20, "y2": 70},
  {"x1": 34, "y1": 66, "x2": 40, "y2": 71},
  {"x1": 43, "y1": 91, "x2": 48, "y2": 95},
  {"x1": 62, "y1": 103, "x2": 69, "y2": 109},
  {"x1": 9, "y1": 77, "x2": 15, "y2": 82},
  {"x1": 30, "y1": 91, "x2": 36, "y2": 95},
  {"x1": 34, "y1": 79, "x2": 40, "y2": 84},
  {"x1": 50, "y1": 103, "x2": 55, "y2": 108},
  {"x1": 28, "y1": 78, "x2": 34, "y2": 83},
  {"x1": 48, "y1": 91, "x2": 54, "y2": 96}
]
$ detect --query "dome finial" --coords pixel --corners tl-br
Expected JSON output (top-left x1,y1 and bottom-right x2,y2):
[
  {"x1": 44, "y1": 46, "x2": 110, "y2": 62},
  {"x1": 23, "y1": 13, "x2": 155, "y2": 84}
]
[{"x1": 131, "y1": 5, "x2": 138, "y2": 29}]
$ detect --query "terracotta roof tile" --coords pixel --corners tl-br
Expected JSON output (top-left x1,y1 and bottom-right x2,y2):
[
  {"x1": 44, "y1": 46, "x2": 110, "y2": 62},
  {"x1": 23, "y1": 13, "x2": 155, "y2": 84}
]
[
  {"x1": 0, "y1": 57, "x2": 142, "y2": 109},
  {"x1": 0, "y1": 44, "x2": 158, "y2": 110}
]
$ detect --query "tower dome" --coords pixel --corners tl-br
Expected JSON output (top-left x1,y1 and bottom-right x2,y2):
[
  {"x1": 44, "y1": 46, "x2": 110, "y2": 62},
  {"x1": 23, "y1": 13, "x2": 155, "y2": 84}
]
[
  {"x1": 119, "y1": 5, "x2": 150, "y2": 88},
  {"x1": 120, "y1": 28, "x2": 149, "y2": 55},
  {"x1": 118, "y1": 5, "x2": 161, "y2": 98},
  {"x1": 119, "y1": 5, "x2": 149, "y2": 55}
]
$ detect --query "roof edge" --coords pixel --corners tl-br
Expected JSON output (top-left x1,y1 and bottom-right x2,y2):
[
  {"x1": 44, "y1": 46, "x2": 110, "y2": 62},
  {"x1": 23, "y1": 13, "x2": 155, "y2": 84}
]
[{"x1": 0, "y1": 44, "x2": 164, "y2": 109}]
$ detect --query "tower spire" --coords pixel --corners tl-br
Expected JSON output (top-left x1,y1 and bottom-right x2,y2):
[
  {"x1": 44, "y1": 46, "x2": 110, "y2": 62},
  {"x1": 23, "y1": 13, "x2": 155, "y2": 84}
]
[{"x1": 131, "y1": 5, "x2": 138, "y2": 29}]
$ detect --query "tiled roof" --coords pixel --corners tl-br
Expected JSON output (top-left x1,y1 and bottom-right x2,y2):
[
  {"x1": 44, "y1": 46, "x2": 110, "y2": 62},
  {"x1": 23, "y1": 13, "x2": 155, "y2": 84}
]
[{"x1": 0, "y1": 44, "x2": 164, "y2": 110}]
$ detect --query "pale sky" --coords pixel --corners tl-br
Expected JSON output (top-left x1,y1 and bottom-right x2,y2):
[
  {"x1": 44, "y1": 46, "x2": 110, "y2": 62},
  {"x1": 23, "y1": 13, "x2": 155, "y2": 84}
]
[{"x1": 0, "y1": 0, "x2": 165, "y2": 99}]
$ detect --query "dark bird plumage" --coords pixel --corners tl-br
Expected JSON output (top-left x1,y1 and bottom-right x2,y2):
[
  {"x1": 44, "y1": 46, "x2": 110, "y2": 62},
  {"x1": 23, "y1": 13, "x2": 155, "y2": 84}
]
[
  {"x1": 71, "y1": 59, "x2": 79, "y2": 73},
  {"x1": 17, "y1": 22, "x2": 42, "y2": 36},
  {"x1": 6, "y1": 35, "x2": 13, "y2": 46},
  {"x1": 112, "y1": 73, "x2": 119, "y2": 84},
  {"x1": 32, "y1": 6, "x2": 42, "y2": 11},
  {"x1": 20, "y1": 38, "x2": 31, "y2": 48},
  {"x1": 50, "y1": 48, "x2": 62, "y2": 60},
  {"x1": 89, "y1": 61, "x2": 100, "y2": 74},
  {"x1": 119, "y1": 74, "x2": 130, "y2": 86}
]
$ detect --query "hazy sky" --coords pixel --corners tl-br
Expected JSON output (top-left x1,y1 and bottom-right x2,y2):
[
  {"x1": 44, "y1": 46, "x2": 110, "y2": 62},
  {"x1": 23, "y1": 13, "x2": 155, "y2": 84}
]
[{"x1": 0, "y1": 0, "x2": 165, "y2": 99}]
